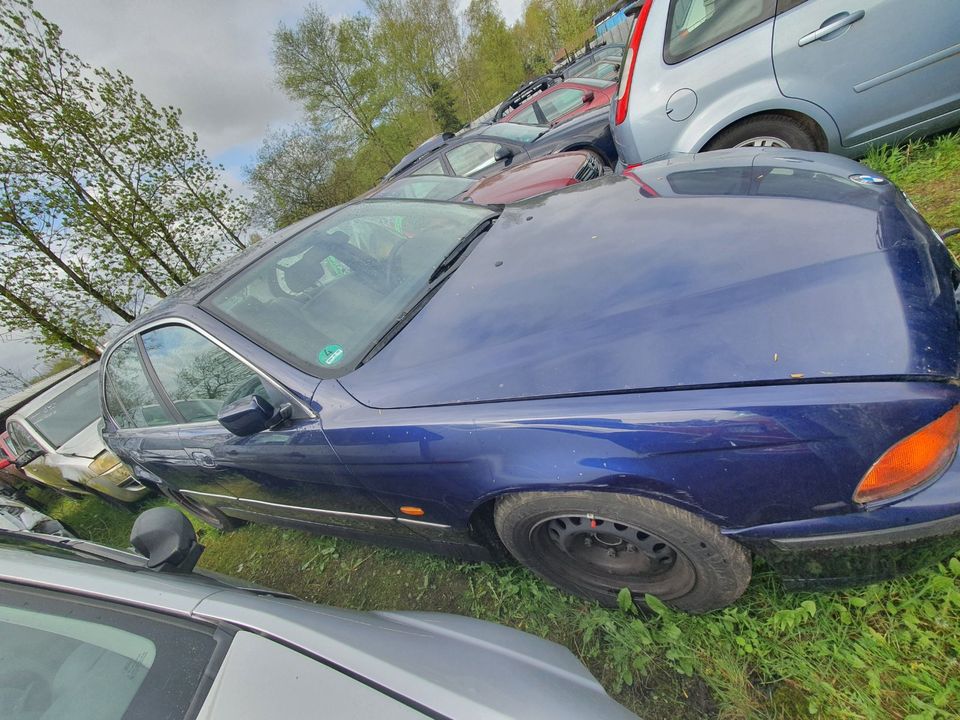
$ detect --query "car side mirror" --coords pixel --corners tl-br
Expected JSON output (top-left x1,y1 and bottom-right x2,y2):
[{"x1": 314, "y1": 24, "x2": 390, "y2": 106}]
[
  {"x1": 130, "y1": 507, "x2": 204, "y2": 573},
  {"x1": 583, "y1": 91, "x2": 595, "y2": 103},
  {"x1": 14, "y1": 448, "x2": 44, "y2": 468},
  {"x1": 494, "y1": 146, "x2": 514, "y2": 162},
  {"x1": 217, "y1": 395, "x2": 292, "y2": 437}
]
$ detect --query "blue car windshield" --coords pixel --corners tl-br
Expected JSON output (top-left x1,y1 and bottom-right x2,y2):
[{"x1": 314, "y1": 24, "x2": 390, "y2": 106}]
[
  {"x1": 482, "y1": 123, "x2": 548, "y2": 143},
  {"x1": 204, "y1": 200, "x2": 498, "y2": 376}
]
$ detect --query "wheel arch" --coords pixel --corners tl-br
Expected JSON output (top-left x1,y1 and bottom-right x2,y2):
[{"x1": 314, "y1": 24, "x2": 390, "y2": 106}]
[
  {"x1": 701, "y1": 108, "x2": 830, "y2": 152},
  {"x1": 677, "y1": 95, "x2": 841, "y2": 155},
  {"x1": 467, "y1": 481, "x2": 721, "y2": 551}
]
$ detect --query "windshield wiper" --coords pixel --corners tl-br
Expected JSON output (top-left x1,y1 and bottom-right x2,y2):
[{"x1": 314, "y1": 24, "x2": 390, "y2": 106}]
[
  {"x1": 428, "y1": 217, "x2": 495, "y2": 284},
  {"x1": 358, "y1": 216, "x2": 497, "y2": 367}
]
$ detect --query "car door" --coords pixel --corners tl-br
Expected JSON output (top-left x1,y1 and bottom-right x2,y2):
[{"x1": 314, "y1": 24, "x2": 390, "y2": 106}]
[
  {"x1": 106, "y1": 322, "x2": 416, "y2": 537},
  {"x1": 772, "y1": 0, "x2": 960, "y2": 147},
  {"x1": 443, "y1": 140, "x2": 527, "y2": 178}
]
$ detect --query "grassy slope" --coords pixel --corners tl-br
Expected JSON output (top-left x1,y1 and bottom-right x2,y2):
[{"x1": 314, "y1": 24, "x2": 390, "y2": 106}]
[{"x1": 28, "y1": 132, "x2": 960, "y2": 720}]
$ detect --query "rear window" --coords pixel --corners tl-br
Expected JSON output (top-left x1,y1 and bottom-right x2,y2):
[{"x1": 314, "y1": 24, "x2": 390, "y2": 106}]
[
  {"x1": 664, "y1": 0, "x2": 775, "y2": 64},
  {"x1": 26, "y1": 374, "x2": 101, "y2": 448}
]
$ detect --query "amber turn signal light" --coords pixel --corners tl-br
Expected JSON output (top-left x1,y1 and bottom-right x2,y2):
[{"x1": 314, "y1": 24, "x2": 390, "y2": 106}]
[
  {"x1": 399, "y1": 506, "x2": 425, "y2": 517},
  {"x1": 854, "y1": 405, "x2": 960, "y2": 504}
]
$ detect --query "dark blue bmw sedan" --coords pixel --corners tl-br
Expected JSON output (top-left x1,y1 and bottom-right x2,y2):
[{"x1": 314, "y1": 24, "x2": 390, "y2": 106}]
[{"x1": 100, "y1": 149, "x2": 960, "y2": 613}]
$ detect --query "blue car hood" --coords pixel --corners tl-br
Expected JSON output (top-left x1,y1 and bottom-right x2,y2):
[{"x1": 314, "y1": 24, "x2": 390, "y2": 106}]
[{"x1": 340, "y1": 174, "x2": 960, "y2": 409}]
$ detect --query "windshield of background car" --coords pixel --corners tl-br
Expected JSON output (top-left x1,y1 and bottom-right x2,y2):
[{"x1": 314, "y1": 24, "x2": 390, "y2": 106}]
[
  {"x1": 376, "y1": 175, "x2": 475, "y2": 200},
  {"x1": 481, "y1": 123, "x2": 547, "y2": 143},
  {"x1": 204, "y1": 200, "x2": 497, "y2": 376},
  {"x1": 26, "y1": 373, "x2": 100, "y2": 448}
]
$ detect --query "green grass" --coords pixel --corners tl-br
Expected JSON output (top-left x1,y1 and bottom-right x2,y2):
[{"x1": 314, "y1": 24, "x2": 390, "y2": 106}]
[{"x1": 25, "y1": 131, "x2": 960, "y2": 720}]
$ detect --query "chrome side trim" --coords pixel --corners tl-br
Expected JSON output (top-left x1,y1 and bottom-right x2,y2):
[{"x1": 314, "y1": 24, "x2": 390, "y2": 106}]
[
  {"x1": 101, "y1": 317, "x2": 315, "y2": 426},
  {"x1": 180, "y1": 489, "x2": 237, "y2": 502},
  {"x1": 180, "y1": 489, "x2": 453, "y2": 528},
  {"x1": 234, "y1": 497, "x2": 395, "y2": 522},
  {"x1": 397, "y1": 518, "x2": 453, "y2": 530}
]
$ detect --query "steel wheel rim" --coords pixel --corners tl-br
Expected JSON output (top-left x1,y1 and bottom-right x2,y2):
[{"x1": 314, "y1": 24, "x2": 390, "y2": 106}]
[
  {"x1": 529, "y1": 514, "x2": 697, "y2": 599},
  {"x1": 733, "y1": 136, "x2": 792, "y2": 148}
]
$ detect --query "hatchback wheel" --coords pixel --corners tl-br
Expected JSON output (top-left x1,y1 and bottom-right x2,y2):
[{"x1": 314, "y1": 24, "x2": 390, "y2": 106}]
[
  {"x1": 705, "y1": 114, "x2": 820, "y2": 152},
  {"x1": 494, "y1": 491, "x2": 751, "y2": 613}
]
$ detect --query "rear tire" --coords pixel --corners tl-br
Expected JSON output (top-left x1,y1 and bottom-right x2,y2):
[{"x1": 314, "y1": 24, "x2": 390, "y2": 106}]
[
  {"x1": 494, "y1": 491, "x2": 751, "y2": 613},
  {"x1": 704, "y1": 114, "x2": 820, "y2": 152}
]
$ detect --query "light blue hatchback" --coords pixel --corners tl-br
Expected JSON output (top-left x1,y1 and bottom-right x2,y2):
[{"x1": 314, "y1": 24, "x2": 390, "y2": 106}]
[{"x1": 612, "y1": 0, "x2": 960, "y2": 164}]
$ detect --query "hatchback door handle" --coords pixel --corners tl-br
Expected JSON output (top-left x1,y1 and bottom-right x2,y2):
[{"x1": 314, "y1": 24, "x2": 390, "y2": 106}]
[{"x1": 798, "y1": 10, "x2": 865, "y2": 47}]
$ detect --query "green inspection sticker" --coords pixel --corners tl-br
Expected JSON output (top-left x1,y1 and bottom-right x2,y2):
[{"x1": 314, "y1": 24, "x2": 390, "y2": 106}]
[{"x1": 319, "y1": 344, "x2": 344, "y2": 366}]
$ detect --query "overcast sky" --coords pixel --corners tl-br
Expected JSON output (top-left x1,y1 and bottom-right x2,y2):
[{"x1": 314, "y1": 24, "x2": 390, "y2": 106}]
[{"x1": 1, "y1": 0, "x2": 525, "y2": 380}]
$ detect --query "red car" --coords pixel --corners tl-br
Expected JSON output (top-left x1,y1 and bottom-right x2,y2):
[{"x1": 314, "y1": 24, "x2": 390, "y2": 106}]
[
  {"x1": 371, "y1": 150, "x2": 604, "y2": 205},
  {"x1": 499, "y1": 78, "x2": 617, "y2": 127},
  {"x1": 0, "y1": 430, "x2": 29, "y2": 492}
]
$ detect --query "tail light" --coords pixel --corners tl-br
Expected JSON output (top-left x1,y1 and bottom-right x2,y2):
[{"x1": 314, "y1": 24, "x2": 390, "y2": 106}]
[
  {"x1": 615, "y1": 0, "x2": 654, "y2": 126},
  {"x1": 854, "y1": 405, "x2": 960, "y2": 504}
]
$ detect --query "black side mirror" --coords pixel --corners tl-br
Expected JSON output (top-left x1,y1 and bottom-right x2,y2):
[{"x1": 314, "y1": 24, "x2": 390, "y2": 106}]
[
  {"x1": 494, "y1": 146, "x2": 514, "y2": 162},
  {"x1": 130, "y1": 507, "x2": 204, "y2": 573},
  {"x1": 583, "y1": 91, "x2": 595, "y2": 103},
  {"x1": 217, "y1": 395, "x2": 292, "y2": 437},
  {"x1": 14, "y1": 448, "x2": 44, "y2": 468}
]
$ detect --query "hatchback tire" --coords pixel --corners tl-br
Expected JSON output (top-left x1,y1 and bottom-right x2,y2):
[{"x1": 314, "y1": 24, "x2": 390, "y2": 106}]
[
  {"x1": 494, "y1": 491, "x2": 751, "y2": 613},
  {"x1": 705, "y1": 114, "x2": 820, "y2": 152}
]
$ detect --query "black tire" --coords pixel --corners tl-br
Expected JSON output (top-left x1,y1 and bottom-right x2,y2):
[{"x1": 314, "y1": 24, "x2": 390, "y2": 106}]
[
  {"x1": 704, "y1": 114, "x2": 820, "y2": 152},
  {"x1": 494, "y1": 491, "x2": 751, "y2": 613}
]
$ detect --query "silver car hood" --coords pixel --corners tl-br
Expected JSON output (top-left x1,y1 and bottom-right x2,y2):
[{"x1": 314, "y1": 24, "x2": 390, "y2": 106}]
[{"x1": 56, "y1": 420, "x2": 106, "y2": 459}]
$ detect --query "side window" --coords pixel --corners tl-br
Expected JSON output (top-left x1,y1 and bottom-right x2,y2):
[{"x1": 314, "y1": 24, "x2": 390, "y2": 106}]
[
  {"x1": 104, "y1": 339, "x2": 174, "y2": 429},
  {"x1": 511, "y1": 104, "x2": 540, "y2": 124},
  {"x1": 446, "y1": 142, "x2": 505, "y2": 176},
  {"x1": 537, "y1": 88, "x2": 587, "y2": 122},
  {"x1": 410, "y1": 156, "x2": 446, "y2": 176},
  {"x1": 141, "y1": 326, "x2": 276, "y2": 423},
  {"x1": 6, "y1": 421, "x2": 40, "y2": 455},
  {"x1": 664, "y1": 0, "x2": 776, "y2": 64}
]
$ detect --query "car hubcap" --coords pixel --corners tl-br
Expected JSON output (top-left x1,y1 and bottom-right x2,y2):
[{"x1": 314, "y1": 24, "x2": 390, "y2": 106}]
[
  {"x1": 733, "y1": 136, "x2": 791, "y2": 148},
  {"x1": 531, "y1": 514, "x2": 697, "y2": 599}
]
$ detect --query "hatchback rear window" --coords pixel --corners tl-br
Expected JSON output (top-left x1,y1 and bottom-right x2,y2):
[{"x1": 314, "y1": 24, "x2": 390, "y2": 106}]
[{"x1": 664, "y1": 0, "x2": 775, "y2": 64}]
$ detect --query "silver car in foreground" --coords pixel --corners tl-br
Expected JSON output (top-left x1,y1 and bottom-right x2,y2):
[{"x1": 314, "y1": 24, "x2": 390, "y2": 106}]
[
  {"x1": 612, "y1": 0, "x2": 960, "y2": 165},
  {"x1": 0, "y1": 508, "x2": 638, "y2": 720},
  {"x1": 4, "y1": 364, "x2": 148, "y2": 503}
]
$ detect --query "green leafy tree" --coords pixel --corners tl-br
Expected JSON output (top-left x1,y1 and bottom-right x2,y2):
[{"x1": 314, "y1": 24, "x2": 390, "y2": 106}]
[{"x1": 0, "y1": 0, "x2": 248, "y2": 357}]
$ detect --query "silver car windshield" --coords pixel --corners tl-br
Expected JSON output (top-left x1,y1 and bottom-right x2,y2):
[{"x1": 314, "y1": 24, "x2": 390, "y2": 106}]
[
  {"x1": 204, "y1": 200, "x2": 497, "y2": 376},
  {"x1": 26, "y1": 373, "x2": 100, "y2": 448}
]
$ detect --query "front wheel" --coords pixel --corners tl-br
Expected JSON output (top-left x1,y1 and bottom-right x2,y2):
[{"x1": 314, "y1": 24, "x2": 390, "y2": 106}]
[{"x1": 494, "y1": 491, "x2": 751, "y2": 613}]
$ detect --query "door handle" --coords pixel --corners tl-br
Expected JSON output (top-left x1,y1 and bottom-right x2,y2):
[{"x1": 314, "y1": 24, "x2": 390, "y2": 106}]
[
  {"x1": 798, "y1": 10, "x2": 865, "y2": 47},
  {"x1": 190, "y1": 450, "x2": 218, "y2": 469}
]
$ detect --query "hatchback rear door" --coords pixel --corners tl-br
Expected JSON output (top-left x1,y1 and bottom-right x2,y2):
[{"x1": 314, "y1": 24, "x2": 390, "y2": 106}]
[{"x1": 772, "y1": 0, "x2": 960, "y2": 147}]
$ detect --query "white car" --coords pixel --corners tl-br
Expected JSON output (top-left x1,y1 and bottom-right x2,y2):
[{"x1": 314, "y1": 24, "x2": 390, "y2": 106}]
[{"x1": 5, "y1": 365, "x2": 148, "y2": 504}]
